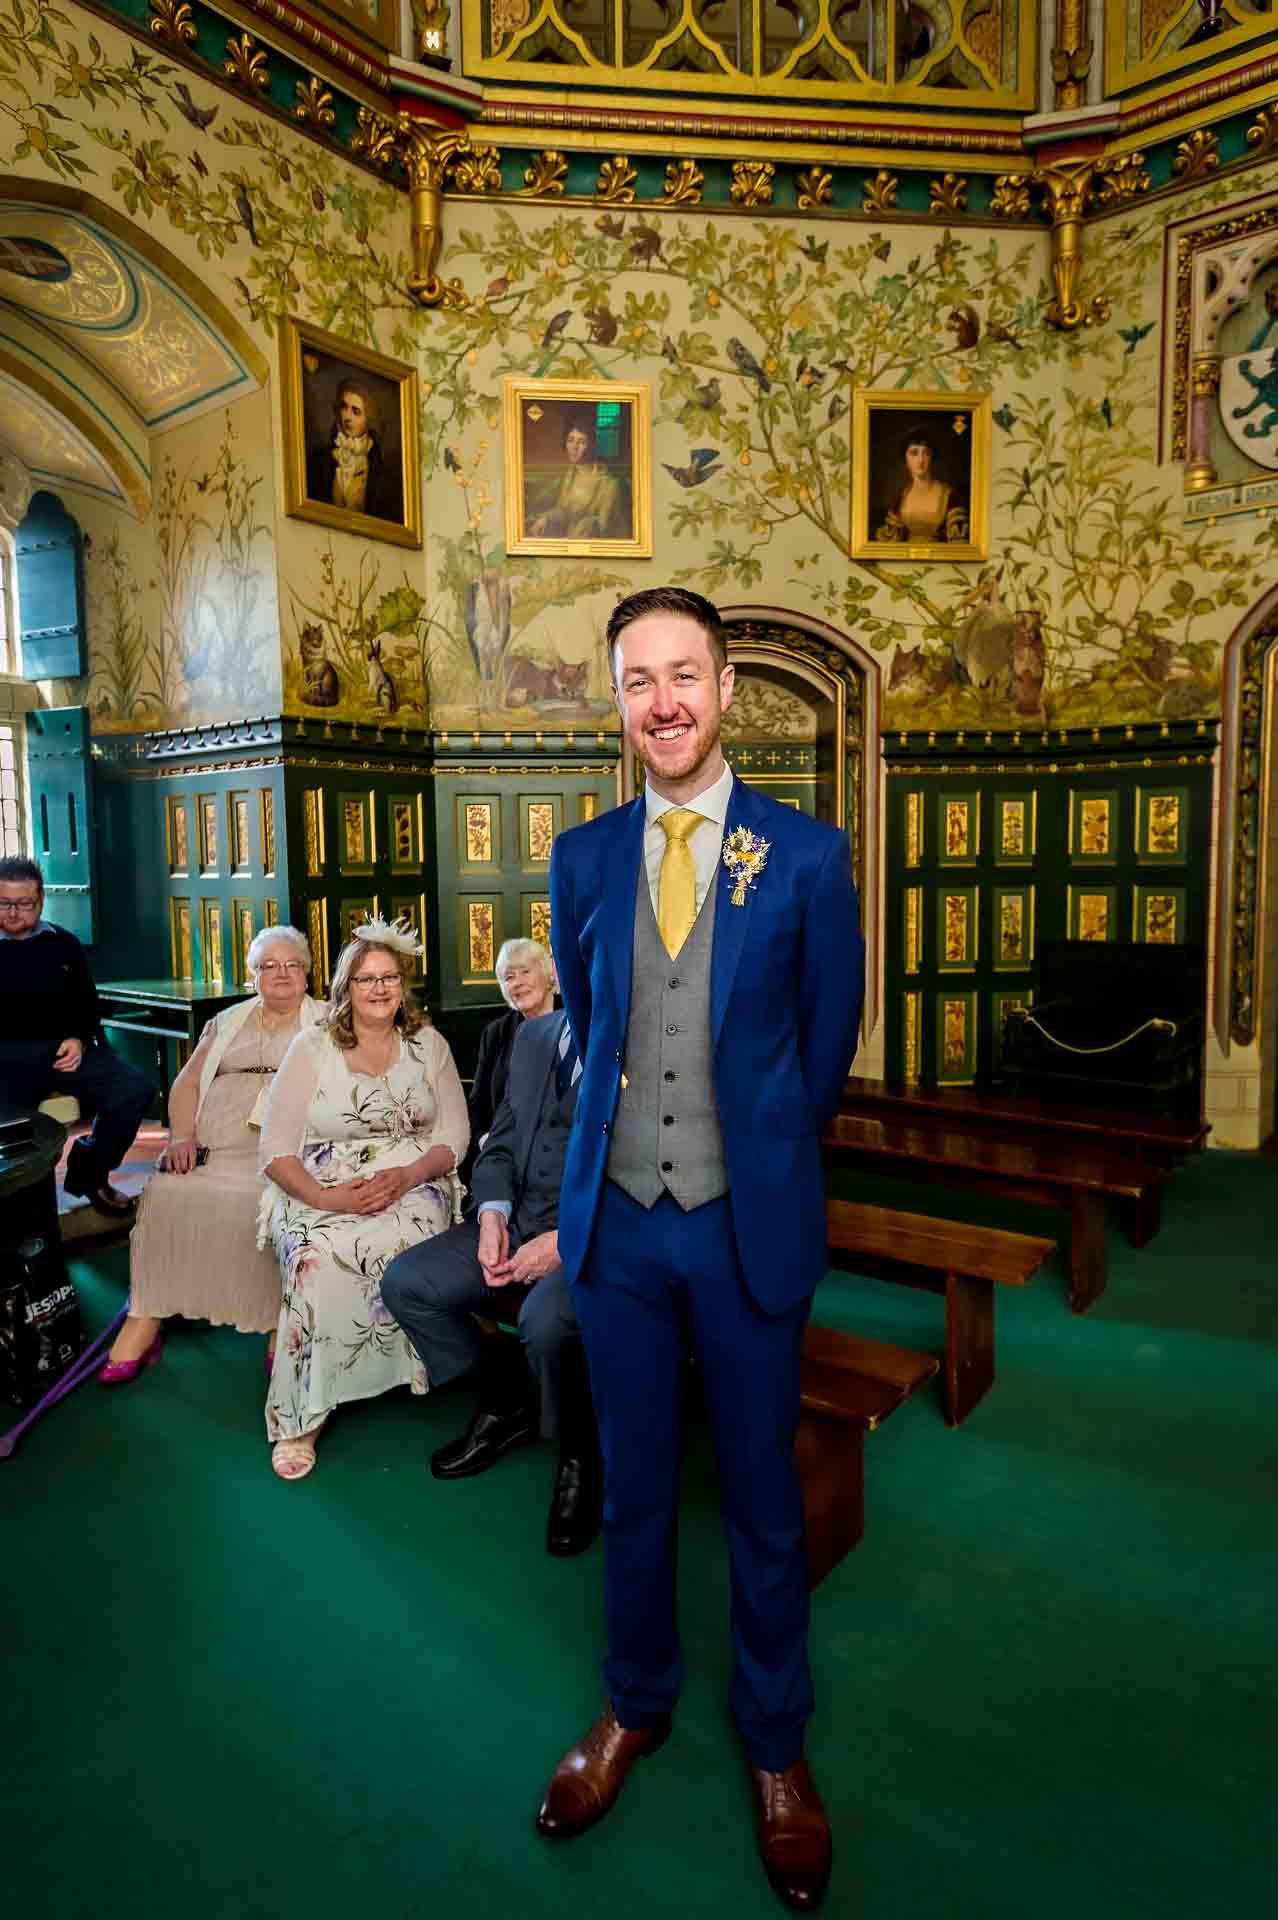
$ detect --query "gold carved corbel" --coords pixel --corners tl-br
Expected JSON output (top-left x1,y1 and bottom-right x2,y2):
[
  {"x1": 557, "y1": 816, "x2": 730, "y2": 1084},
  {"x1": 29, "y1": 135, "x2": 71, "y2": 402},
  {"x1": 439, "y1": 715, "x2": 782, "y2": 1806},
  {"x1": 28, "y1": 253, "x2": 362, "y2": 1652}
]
[
  {"x1": 1032, "y1": 158, "x2": 1110, "y2": 331},
  {"x1": 397, "y1": 116, "x2": 472, "y2": 310}
]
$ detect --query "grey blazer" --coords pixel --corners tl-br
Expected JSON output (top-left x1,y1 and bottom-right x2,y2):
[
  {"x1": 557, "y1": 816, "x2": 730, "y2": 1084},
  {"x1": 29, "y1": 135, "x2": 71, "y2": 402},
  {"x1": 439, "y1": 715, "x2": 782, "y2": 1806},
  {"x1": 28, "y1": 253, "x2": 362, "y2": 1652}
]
[{"x1": 469, "y1": 1010, "x2": 572, "y2": 1216}]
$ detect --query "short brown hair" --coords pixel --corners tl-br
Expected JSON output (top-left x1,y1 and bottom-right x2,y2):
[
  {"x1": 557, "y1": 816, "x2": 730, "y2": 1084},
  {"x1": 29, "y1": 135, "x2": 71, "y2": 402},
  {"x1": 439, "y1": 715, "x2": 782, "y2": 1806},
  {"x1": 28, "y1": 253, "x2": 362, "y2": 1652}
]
[
  {"x1": 326, "y1": 938, "x2": 429, "y2": 1050},
  {"x1": 606, "y1": 587, "x2": 727, "y2": 681}
]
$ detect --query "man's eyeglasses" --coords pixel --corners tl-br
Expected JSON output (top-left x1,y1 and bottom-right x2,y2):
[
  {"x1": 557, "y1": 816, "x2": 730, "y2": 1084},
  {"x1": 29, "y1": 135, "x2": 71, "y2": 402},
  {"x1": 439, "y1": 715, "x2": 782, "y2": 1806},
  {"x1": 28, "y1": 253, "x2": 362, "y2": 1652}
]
[
  {"x1": 351, "y1": 973, "x2": 400, "y2": 990},
  {"x1": 257, "y1": 960, "x2": 307, "y2": 974},
  {"x1": 0, "y1": 898, "x2": 40, "y2": 913}
]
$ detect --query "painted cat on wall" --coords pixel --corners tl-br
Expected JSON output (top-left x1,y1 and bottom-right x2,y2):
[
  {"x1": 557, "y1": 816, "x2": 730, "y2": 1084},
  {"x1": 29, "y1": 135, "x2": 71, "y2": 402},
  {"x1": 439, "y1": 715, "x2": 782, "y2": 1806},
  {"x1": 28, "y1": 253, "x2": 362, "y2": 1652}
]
[
  {"x1": 505, "y1": 653, "x2": 591, "y2": 709},
  {"x1": 299, "y1": 622, "x2": 340, "y2": 707}
]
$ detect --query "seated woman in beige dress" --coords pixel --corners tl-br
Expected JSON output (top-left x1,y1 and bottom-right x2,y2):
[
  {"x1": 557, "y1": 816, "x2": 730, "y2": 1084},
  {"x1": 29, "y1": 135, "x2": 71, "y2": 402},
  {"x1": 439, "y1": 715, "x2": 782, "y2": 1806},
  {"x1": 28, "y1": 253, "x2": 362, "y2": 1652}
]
[
  {"x1": 98, "y1": 926, "x2": 326, "y2": 1383},
  {"x1": 258, "y1": 919, "x2": 469, "y2": 1482},
  {"x1": 875, "y1": 432, "x2": 969, "y2": 543}
]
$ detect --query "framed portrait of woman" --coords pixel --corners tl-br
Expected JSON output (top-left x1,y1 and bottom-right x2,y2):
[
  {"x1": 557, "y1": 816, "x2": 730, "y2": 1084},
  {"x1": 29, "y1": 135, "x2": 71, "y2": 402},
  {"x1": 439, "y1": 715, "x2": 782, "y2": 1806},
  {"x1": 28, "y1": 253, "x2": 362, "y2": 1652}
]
[
  {"x1": 850, "y1": 390, "x2": 990, "y2": 561},
  {"x1": 503, "y1": 377, "x2": 652, "y2": 558},
  {"x1": 280, "y1": 316, "x2": 422, "y2": 549}
]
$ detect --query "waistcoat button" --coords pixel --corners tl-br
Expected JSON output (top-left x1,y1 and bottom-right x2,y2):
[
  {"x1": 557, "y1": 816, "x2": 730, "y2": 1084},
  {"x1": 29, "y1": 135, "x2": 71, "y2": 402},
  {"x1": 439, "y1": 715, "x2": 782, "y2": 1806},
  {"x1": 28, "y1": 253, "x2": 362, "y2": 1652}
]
[
  {"x1": 664, "y1": 1070, "x2": 676, "y2": 1082},
  {"x1": 663, "y1": 1115, "x2": 674, "y2": 1126},
  {"x1": 668, "y1": 977, "x2": 679, "y2": 989},
  {"x1": 666, "y1": 1024, "x2": 678, "y2": 1035},
  {"x1": 661, "y1": 1161, "x2": 673, "y2": 1173}
]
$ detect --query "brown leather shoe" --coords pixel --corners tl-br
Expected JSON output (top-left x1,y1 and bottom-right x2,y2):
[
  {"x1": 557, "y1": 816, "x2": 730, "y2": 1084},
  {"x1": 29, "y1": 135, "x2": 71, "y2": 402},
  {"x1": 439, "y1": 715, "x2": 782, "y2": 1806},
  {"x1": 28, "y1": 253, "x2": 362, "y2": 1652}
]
[
  {"x1": 535, "y1": 1704, "x2": 671, "y2": 1838},
  {"x1": 749, "y1": 1758, "x2": 832, "y2": 1911}
]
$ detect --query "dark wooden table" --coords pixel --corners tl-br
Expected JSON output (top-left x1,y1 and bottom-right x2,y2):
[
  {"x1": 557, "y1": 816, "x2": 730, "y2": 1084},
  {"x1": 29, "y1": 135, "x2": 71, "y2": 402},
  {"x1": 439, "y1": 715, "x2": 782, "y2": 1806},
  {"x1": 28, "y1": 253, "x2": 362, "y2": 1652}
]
[{"x1": 96, "y1": 978, "x2": 250, "y2": 1080}]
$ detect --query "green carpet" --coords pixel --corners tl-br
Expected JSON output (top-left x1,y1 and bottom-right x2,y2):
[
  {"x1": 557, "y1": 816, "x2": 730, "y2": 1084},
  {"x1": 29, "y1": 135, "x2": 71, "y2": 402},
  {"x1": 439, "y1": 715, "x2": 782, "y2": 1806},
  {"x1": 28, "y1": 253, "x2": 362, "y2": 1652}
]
[{"x1": 3, "y1": 1152, "x2": 1276, "y2": 1919}]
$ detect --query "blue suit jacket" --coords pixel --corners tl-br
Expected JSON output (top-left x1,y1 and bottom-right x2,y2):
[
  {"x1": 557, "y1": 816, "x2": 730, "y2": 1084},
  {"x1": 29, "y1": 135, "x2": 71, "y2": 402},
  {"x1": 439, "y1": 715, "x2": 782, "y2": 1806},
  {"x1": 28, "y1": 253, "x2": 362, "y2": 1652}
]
[{"x1": 549, "y1": 777, "x2": 864, "y2": 1315}]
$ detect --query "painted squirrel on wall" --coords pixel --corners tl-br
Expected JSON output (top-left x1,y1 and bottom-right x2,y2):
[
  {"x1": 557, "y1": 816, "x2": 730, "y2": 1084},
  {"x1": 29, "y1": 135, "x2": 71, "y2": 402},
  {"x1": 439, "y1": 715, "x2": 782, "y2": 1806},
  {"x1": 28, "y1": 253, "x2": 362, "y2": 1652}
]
[{"x1": 299, "y1": 623, "x2": 339, "y2": 707}]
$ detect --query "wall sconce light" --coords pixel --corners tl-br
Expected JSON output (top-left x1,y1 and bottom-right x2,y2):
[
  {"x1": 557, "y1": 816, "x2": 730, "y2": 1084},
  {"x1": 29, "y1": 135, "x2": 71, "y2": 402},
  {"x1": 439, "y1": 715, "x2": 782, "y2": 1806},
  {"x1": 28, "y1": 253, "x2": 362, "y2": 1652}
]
[{"x1": 418, "y1": 3, "x2": 450, "y2": 71}]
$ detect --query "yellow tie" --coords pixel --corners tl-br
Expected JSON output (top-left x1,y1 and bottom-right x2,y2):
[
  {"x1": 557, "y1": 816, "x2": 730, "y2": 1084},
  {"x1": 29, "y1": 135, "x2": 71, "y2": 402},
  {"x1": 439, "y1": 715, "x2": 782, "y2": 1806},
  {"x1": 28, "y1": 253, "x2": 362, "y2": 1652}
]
[{"x1": 657, "y1": 809, "x2": 705, "y2": 958}]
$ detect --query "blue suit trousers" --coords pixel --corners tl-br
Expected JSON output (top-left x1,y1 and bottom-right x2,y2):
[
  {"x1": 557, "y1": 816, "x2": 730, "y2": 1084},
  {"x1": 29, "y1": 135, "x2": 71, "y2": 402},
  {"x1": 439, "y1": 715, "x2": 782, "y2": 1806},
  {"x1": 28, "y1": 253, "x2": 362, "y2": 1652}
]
[{"x1": 572, "y1": 1179, "x2": 814, "y2": 1772}]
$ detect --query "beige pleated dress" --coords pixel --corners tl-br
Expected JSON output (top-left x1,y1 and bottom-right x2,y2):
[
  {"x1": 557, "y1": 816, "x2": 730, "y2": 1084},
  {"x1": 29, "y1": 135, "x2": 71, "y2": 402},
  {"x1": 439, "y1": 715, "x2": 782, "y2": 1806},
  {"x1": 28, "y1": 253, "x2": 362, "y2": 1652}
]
[{"x1": 128, "y1": 1004, "x2": 303, "y2": 1333}]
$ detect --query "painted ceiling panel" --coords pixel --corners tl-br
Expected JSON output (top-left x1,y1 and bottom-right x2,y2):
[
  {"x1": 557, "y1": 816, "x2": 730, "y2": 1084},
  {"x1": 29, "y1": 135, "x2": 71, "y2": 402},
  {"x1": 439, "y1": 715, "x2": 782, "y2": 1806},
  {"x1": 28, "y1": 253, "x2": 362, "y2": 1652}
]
[
  {"x1": 0, "y1": 206, "x2": 255, "y2": 428},
  {"x1": 0, "y1": 373, "x2": 123, "y2": 503}
]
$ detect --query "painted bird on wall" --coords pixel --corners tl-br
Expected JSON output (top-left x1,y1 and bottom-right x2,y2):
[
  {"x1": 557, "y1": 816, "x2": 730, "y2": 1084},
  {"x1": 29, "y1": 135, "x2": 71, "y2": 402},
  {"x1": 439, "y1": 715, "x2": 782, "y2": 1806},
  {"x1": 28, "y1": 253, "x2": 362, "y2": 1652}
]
[
  {"x1": 663, "y1": 448, "x2": 722, "y2": 488},
  {"x1": 464, "y1": 570, "x2": 513, "y2": 697},
  {"x1": 727, "y1": 337, "x2": 770, "y2": 390},
  {"x1": 586, "y1": 305, "x2": 619, "y2": 344}
]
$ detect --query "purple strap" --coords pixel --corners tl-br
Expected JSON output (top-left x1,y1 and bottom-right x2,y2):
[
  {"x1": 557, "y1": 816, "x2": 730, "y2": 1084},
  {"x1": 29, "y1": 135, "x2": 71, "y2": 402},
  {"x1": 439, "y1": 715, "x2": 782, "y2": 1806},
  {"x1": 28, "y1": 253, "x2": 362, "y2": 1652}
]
[{"x1": 0, "y1": 1305, "x2": 128, "y2": 1459}]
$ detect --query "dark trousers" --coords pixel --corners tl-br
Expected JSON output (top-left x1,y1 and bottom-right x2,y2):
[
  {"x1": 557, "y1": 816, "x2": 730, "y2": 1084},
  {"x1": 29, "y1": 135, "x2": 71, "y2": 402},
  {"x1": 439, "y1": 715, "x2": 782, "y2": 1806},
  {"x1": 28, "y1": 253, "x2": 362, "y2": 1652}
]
[
  {"x1": 0, "y1": 1039, "x2": 153, "y2": 1190},
  {"x1": 572, "y1": 1181, "x2": 813, "y2": 1773},
  {"x1": 381, "y1": 1215, "x2": 580, "y2": 1440}
]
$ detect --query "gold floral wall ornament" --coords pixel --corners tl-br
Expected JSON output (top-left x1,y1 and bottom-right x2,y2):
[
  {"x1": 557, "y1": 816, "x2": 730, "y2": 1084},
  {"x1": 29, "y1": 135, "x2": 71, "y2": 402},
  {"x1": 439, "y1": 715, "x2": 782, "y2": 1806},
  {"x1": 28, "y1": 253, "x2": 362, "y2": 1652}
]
[
  {"x1": 396, "y1": 118, "x2": 472, "y2": 309},
  {"x1": 989, "y1": 174, "x2": 1031, "y2": 218},
  {"x1": 450, "y1": 143, "x2": 503, "y2": 194},
  {"x1": 351, "y1": 106, "x2": 398, "y2": 171},
  {"x1": 293, "y1": 78, "x2": 337, "y2": 131},
  {"x1": 731, "y1": 160, "x2": 775, "y2": 208},
  {"x1": 862, "y1": 170, "x2": 898, "y2": 215},
  {"x1": 148, "y1": 0, "x2": 196, "y2": 45},
  {"x1": 1173, "y1": 129, "x2": 1220, "y2": 183},
  {"x1": 1246, "y1": 105, "x2": 1278, "y2": 156},
  {"x1": 1032, "y1": 158, "x2": 1109, "y2": 331},
  {"x1": 1050, "y1": 0, "x2": 1092, "y2": 112},
  {"x1": 663, "y1": 158, "x2": 704, "y2": 206},
  {"x1": 796, "y1": 167, "x2": 833, "y2": 210},
  {"x1": 522, "y1": 150, "x2": 568, "y2": 196},
  {"x1": 223, "y1": 31, "x2": 269, "y2": 91},
  {"x1": 929, "y1": 173, "x2": 968, "y2": 216},
  {"x1": 596, "y1": 156, "x2": 637, "y2": 204},
  {"x1": 1094, "y1": 152, "x2": 1151, "y2": 206}
]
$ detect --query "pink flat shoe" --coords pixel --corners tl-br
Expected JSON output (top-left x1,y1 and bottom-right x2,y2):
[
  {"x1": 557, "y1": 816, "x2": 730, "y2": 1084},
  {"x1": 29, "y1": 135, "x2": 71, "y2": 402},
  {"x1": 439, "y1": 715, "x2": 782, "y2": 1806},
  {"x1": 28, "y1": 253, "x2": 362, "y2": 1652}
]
[{"x1": 97, "y1": 1332, "x2": 163, "y2": 1385}]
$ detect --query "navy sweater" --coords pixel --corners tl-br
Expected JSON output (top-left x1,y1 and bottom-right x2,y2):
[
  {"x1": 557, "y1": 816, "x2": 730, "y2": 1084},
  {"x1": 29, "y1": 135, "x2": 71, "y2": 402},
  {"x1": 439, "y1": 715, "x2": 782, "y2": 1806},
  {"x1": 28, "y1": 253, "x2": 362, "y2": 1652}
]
[{"x1": 0, "y1": 925, "x2": 100, "y2": 1048}]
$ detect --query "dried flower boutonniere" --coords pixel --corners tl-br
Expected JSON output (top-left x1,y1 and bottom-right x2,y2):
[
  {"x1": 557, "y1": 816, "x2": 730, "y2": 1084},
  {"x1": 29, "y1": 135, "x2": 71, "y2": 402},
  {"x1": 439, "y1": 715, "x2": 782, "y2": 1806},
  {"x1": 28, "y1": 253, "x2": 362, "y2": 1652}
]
[{"x1": 721, "y1": 826, "x2": 771, "y2": 906}]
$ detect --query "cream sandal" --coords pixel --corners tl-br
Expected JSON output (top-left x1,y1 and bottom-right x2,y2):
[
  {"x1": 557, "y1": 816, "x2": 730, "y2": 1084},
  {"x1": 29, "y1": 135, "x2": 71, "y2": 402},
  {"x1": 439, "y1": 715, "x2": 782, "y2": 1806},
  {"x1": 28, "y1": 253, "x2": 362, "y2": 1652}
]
[{"x1": 271, "y1": 1436, "x2": 318, "y2": 1481}]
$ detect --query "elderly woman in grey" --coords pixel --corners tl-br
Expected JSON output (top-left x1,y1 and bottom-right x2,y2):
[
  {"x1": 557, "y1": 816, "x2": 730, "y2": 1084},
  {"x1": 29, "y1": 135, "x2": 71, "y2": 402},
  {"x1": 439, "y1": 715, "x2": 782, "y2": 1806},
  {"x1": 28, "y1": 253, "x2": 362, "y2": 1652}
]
[
  {"x1": 463, "y1": 937, "x2": 557, "y2": 1177},
  {"x1": 98, "y1": 926, "x2": 327, "y2": 1383}
]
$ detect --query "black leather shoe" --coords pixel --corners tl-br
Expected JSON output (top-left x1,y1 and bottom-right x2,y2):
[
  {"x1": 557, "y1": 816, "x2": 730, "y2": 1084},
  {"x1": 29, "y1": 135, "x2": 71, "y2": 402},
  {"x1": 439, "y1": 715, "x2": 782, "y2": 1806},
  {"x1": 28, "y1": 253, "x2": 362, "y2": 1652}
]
[
  {"x1": 63, "y1": 1169, "x2": 135, "y2": 1216},
  {"x1": 430, "y1": 1403, "x2": 536, "y2": 1480},
  {"x1": 546, "y1": 1455, "x2": 602, "y2": 1557}
]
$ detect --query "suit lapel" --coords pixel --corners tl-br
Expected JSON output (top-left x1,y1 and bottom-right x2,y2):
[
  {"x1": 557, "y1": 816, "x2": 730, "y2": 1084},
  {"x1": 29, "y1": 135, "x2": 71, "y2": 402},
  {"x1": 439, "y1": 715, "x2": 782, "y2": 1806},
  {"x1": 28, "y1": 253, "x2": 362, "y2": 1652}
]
[
  {"x1": 599, "y1": 797, "x2": 646, "y2": 1029},
  {"x1": 516, "y1": 1014, "x2": 563, "y2": 1190},
  {"x1": 711, "y1": 777, "x2": 767, "y2": 1049}
]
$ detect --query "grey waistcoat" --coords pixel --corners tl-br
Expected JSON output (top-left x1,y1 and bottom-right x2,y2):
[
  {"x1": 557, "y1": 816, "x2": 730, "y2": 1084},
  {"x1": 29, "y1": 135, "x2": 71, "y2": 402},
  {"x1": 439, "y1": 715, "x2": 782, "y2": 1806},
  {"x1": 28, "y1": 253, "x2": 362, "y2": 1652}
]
[
  {"x1": 515, "y1": 1070, "x2": 577, "y2": 1240},
  {"x1": 606, "y1": 867, "x2": 728, "y2": 1212}
]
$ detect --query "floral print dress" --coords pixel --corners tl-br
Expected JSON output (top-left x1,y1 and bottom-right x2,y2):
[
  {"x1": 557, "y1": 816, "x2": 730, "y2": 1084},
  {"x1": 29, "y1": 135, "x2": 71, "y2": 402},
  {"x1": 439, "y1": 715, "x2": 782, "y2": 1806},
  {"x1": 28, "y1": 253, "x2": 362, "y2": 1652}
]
[{"x1": 257, "y1": 1022, "x2": 470, "y2": 1442}]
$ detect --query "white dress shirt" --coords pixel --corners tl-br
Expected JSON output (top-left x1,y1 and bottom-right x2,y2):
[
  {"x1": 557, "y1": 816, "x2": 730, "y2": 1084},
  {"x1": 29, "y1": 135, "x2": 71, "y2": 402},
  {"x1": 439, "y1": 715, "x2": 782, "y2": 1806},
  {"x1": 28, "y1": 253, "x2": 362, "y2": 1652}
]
[{"x1": 642, "y1": 760, "x2": 735, "y2": 918}]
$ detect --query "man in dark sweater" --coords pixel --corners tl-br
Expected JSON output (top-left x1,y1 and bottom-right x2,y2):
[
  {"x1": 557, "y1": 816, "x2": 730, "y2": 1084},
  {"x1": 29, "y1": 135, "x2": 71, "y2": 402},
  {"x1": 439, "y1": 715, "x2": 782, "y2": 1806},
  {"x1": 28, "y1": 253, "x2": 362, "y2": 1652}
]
[{"x1": 0, "y1": 856, "x2": 151, "y2": 1216}]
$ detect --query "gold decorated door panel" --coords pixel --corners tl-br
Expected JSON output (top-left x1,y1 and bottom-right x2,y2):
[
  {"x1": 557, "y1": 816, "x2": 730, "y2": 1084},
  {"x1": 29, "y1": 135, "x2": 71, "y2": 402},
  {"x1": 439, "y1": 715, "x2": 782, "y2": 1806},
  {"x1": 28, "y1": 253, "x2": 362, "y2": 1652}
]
[{"x1": 884, "y1": 731, "x2": 1213, "y2": 1088}]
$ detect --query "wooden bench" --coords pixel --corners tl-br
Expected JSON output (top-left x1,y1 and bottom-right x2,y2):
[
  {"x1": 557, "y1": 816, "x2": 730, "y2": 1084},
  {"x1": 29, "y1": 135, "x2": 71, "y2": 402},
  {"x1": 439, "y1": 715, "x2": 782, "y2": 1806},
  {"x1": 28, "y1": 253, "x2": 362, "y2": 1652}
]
[
  {"x1": 824, "y1": 1197, "x2": 1054, "y2": 1428},
  {"x1": 821, "y1": 1111, "x2": 1155, "y2": 1314},
  {"x1": 841, "y1": 1077, "x2": 1208, "y2": 1248},
  {"x1": 797, "y1": 1325, "x2": 937, "y2": 1587}
]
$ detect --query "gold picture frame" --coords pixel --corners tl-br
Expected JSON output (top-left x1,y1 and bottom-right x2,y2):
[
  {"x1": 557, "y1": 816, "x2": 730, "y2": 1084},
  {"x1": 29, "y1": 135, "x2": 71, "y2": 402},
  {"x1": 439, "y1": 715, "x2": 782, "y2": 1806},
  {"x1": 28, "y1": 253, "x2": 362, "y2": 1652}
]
[
  {"x1": 851, "y1": 389, "x2": 990, "y2": 561},
  {"x1": 280, "y1": 316, "x2": 422, "y2": 550},
  {"x1": 504, "y1": 377, "x2": 652, "y2": 558}
]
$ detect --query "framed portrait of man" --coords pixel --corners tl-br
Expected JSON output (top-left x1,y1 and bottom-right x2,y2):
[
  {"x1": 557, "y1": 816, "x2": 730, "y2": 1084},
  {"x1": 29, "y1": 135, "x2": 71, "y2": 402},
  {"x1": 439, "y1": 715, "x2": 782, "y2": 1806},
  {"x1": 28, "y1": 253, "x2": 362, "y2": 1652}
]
[
  {"x1": 850, "y1": 390, "x2": 990, "y2": 561},
  {"x1": 280, "y1": 316, "x2": 422, "y2": 549},
  {"x1": 504, "y1": 377, "x2": 652, "y2": 558}
]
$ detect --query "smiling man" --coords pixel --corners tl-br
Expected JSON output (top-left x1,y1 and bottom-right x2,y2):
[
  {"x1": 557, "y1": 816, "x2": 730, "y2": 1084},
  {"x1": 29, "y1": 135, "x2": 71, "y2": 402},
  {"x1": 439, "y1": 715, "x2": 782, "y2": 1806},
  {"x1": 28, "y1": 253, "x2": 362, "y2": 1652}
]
[{"x1": 541, "y1": 588, "x2": 865, "y2": 1911}]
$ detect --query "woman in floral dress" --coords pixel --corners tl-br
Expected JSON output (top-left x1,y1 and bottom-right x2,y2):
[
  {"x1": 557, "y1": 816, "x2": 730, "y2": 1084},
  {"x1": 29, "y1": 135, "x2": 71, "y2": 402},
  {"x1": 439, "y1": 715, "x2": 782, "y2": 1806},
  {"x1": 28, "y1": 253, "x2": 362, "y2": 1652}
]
[{"x1": 258, "y1": 920, "x2": 469, "y2": 1480}]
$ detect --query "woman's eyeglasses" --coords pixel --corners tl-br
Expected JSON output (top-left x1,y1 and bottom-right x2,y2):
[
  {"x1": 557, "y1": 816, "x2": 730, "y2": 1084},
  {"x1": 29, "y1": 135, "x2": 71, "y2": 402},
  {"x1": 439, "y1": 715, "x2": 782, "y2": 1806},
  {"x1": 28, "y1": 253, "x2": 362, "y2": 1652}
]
[
  {"x1": 351, "y1": 973, "x2": 400, "y2": 991},
  {"x1": 257, "y1": 960, "x2": 307, "y2": 975}
]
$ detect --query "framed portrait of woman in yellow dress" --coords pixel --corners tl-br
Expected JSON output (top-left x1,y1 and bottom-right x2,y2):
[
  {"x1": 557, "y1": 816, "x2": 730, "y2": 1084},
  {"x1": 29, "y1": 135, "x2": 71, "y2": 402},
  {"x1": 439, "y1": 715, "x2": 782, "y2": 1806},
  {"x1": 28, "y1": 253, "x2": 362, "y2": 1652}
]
[
  {"x1": 504, "y1": 377, "x2": 652, "y2": 558},
  {"x1": 850, "y1": 390, "x2": 990, "y2": 561}
]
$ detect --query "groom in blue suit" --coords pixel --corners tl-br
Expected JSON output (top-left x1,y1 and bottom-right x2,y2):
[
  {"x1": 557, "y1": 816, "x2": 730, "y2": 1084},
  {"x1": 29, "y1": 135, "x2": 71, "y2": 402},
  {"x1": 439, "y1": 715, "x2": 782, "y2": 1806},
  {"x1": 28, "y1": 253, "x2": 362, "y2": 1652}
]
[{"x1": 537, "y1": 588, "x2": 864, "y2": 1911}]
